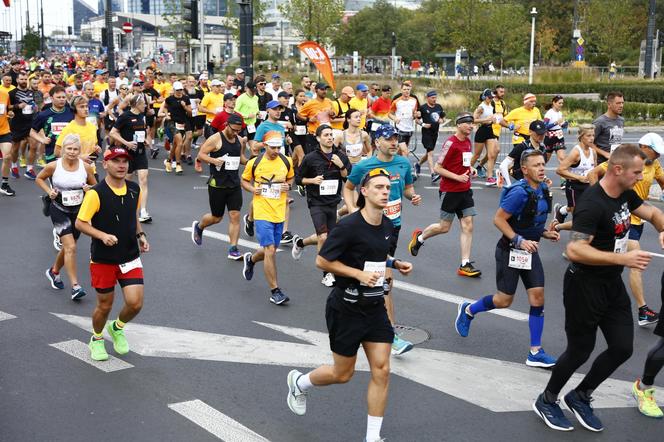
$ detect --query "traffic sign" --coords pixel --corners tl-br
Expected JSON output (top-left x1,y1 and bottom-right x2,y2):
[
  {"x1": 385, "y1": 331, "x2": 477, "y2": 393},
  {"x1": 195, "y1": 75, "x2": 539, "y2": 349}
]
[
  {"x1": 122, "y1": 22, "x2": 133, "y2": 34},
  {"x1": 577, "y1": 37, "x2": 585, "y2": 46}
]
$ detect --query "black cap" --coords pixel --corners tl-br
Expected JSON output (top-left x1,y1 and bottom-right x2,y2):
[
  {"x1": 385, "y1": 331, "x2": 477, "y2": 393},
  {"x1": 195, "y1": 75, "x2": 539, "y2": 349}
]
[
  {"x1": 246, "y1": 81, "x2": 256, "y2": 90},
  {"x1": 227, "y1": 114, "x2": 243, "y2": 126},
  {"x1": 277, "y1": 91, "x2": 290, "y2": 99},
  {"x1": 529, "y1": 120, "x2": 546, "y2": 135},
  {"x1": 315, "y1": 83, "x2": 330, "y2": 90},
  {"x1": 223, "y1": 93, "x2": 236, "y2": 101}
]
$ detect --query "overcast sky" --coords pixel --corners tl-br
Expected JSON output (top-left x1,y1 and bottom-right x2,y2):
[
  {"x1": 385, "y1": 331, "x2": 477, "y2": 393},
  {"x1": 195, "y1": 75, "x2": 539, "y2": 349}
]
[{"x1": 1, "y1": 0, "x2": 85, "y2": 39}]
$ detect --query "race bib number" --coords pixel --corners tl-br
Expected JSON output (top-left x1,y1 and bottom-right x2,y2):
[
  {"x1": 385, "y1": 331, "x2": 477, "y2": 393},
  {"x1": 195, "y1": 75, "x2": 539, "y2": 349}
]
[
  {"x1": 260, "y1": 183, "x2": 282, "y2": 199},
  {"x1": 0, "y1": 103, "x2": 6, "y2": 115},
  {"x1": 175, "y1": 122, "x2": 185, "y2": 131},
  {"x1": 319, "y1": 179, "x2": 339, "y2": 195},
  {"x1": 508, "y1": 249, "x2": 532, "y2": 270},
  {"x1": 86, "y1": 116, "x2": 98, "y2": 127},
  {"x1": 277, "y1": 120, "x2": 289, "y2": 128},
  {"x1": 371, "y1": 122, "x2": 381, "y2": 132},
  {"x1": 247, "y1": 124, "x2": 256, "y2": 134},
  {"x1": 346, "y1": 143, "x2": 363, "y2": 157},
  {"x1": 383, "y1": 198, "x2": 402, "y2": 220},
  {"x1": 119, "y1": 257, "x2": 143, "y2": 274},
  {"x1": 60, "y1": 189, "x2": 84, "y2": 207},
  {"x1": 614, "y1": 236, "x2": 628, "y2": 254},
  {"x1": 462, "y1": 151, "x2": 472, "y2": 167},
  {"x1": 22, "y1": 104, "x2": 33, "y2": 115},
  {"x1": 50, "y1": 122, "x2": 67, "y2": 135},
  {"x1": 494, "y1": 114, "x2": 503, "y2": 123},
  {"x1": 191, "y1": 108, "x2": 198, "y2": 117},
  {"x1": 294, "y1": 125, "x2": 306, "y2": 135},
  {"x1": 258, "y1": 110, "x2": 267, "y2": 120},
  {"x1": 223, "y1": 155, "x2": 240, "y2": 170},
  {"x1": 361, "y1": 261, "x2": 386, "y2": 287},
  {"x1": 134, "y1": 131, "x2": 146, "y2": 143}
]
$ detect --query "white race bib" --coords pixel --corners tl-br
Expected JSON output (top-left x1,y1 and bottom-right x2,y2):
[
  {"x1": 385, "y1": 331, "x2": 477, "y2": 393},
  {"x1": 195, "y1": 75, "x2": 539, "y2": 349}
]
[
  {"x1": 0, "y1": 103, "x2": 6, "y2": 115},
  {"x1": 50, "y1": 122, "x2": 67, "y2": 135},
  {"x1": 610, "y1": 143, "x2": 622, "y2": 153},
  {"x1": 191, "y1": 108, "x2": 198, "y2": 117},
  {"x1": 361, "y1": 261, "x2": 386, "y2": 287},
  {"x1": 383, "y1": 198, "x2": 402, "y2": 220},
  {"x1": 614, "y1": 236, "x2": 628, "y2": 254},
  {"x1": 277, "y1": 120, "x2": 289, "y2": 128},
  {"x1": 295, "y1": 125, "x2": 306, "y2": 135},
  {"x1": 346, "y1": 142, "x2": 363, "y2": 157},
  {"x1": 371, "y1": 122, "x2": 381, "y2": 132},
  {"x1": 462, "y1": 151, "x2": 472, "y2": 167},
  {"x1": 223, "y1": 155, "x2": 240, "y2": 170},
  {"x1": 258, "y1": 110, "x2": 267, "y2": 120},
  {"x1": 319, "y1": 179, "x2": 339, "y2": 195},
  {"x1": 119, "y1": 257, "x2": 143, "y2": 274},
  {"x1": 22, "y1": 104, "x2": 33, "y2": 115},
  {"x1": 175, "y1": 122, "x2": 185, "y2": 131},
  {"x1": 86, "y1": 116, "x2": 98, "y2": 127},
  {"x1": 260, "y1": 183, "x2": 282, "y2": 199},
  {"x1": 60, "y1": 189, "x2": 84, "y2": 207},
  {"x1": 247, "y1": 124, "x2": 256, "y2": 134},
  {"x1": 508, "y1": 249, "x2": 532, "y2": 270},
  {"x1": 134, "y1": 131, "x2": 146, "y2": 143}
]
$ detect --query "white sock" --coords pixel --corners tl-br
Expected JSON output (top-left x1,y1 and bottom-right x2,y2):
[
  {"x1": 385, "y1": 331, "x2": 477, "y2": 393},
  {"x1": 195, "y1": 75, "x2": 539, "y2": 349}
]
[
  {"x1": 11, "y1": 162, "x2": 17, "y2": 168},
  {"x1": 559, "y1": 206, "x2": 568, "y2": 215},
  {"x1": 365, "y1": 415, "x2": 383, "y2": 441},
  {"x1": 296, "y1": 373, "x2": 314, "y2": 392},
  {"x1": 417, "y1": 234, "x2": 424, "y2": 243},
  {"x1": 461, "y1": 259, "x2": 469, "y2": 266}
]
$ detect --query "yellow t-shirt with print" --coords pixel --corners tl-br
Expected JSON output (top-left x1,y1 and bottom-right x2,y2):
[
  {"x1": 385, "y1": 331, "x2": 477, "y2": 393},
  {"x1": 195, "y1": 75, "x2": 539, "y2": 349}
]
[
  {"x1": 505, "y1": 106, "x2": 542, "y2": 144},
  {"x1": 349, "y1": 96, "x2": 368, "y2": 128},
  {"x1": 242, "y1": 155, "x2": 294, "y2": 223},
  {"x1": 599, "y1": 159, "x2": 664, "y2": 225},
  {"x1": 56, "y1": 121, "x2": 100, "y2": 174},
  {"x1": 200, "y1": 92, "x2": 225, "y2": 123}
]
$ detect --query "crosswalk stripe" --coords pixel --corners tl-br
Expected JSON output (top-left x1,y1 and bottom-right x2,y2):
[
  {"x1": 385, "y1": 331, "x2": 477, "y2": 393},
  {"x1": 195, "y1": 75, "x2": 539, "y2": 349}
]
[
  {"x1": 49, "y1": 339, "x2": 134, "y2": 372},
  {"x1": 169, "y1": 400, "x2": 270, "y2": 442},
  {"x1": 0, "y1": 310, "x2": 16, "y2": 322}
]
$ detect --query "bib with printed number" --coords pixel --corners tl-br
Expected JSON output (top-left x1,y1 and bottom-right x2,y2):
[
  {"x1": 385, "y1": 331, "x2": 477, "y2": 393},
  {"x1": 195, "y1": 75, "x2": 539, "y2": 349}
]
[
  {"x1": 247, "y1": 124, "x2": 256, "y2": 134},
  {"x1": 361, "y1": 261, "x2": 386, "y2": 287},
  {"x1": 51, "y1": 122, "x2": 67, "y2": 135},
  {"x1": 22, "y1": 104, "x2": 33, "y2": 115},
  {"x1": 319, "y1": 179, "x2": 339, "y2": 195},
  {"x1": 134, "y1": 131, "x2": 146, "y2": 143},
  {"x1": 258, "y1": 111, "x2": 267, "y2": 120},
  {"x1": 371, "y1": 122, "x2": 381, "y2": 132},
  {"x1": 384, "y1": 198, "x2": 402, "y2": 220},
  {"x1": 223, "y1": 155, "x2": 240, "y2": 170},
  {"x1": 508, "y1": 249, "x2": 532, "y2": 270},
  {"x1": 61, "y1": 189, "x2": 84, "y2": 207},
  {"x1": 119, "y1": 257, "x2": 142, "y2": 274},
  {"x1": 260, "y1": 183, "x2": 282, "y2": 199},
  {"x1": 0, "y1": 103, "x2": 6, "y2": 115},
  {"x1": 295, "y1": 125, "x2": 306, "y2": 135},
  {"x1": 462, "y1": 151, "x2": 472, "y2": 167},
  {"x1": 175, "y1": 122, "x2": 185, "y2": 131},
  {"x1": 346, "y1": 142, "x2": 363, "y2": 157},
  {"x1": 614, "y1": 236, "x2": 628, "y2": 254}
]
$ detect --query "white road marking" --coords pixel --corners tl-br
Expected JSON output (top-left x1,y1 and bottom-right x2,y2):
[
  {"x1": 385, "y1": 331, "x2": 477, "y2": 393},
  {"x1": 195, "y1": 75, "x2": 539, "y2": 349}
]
[
  {"x1": 148, "y1": 167, "x2": 165, "y2": 172},
  {"x1": 193, "y1": 186, "x2": 207, "y2": 190},
  {"x1": 180, "y1": 227, "x2": 282, "y2": 252},
  {"x1": 423, "y1": 186, "x2": 483, "y2": 190},
  {"x1": 49, "y1": 339, "x2": 134, "y2": 372},
  {"x1": 169, "y1": 400, "x2": 270, "y2": 442},
  {"x1": 54, "y1": 313, "x2": 651, "y2": 412},
  {"x1": 0, "y1": 311, "x2": 16, "y2": 322}
]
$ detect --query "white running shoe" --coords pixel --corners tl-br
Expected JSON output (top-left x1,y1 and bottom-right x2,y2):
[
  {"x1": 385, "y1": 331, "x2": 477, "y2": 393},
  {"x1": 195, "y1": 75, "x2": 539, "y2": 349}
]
[
  {"x1": 286, "y1": 369, "x2": 307, "y2": 416},
  {"x1": 321, "y1": 272, "x2": 336, "y2": 287},
  {"x1": 291, "y1": 235, "x2": 304, "y2": 260}
]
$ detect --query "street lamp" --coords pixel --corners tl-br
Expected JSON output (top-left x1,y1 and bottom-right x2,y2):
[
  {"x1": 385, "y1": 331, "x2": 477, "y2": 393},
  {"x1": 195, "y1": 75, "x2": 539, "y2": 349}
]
[{"x1": 528, "y1": 7, "x2": 537, "y2": 85}]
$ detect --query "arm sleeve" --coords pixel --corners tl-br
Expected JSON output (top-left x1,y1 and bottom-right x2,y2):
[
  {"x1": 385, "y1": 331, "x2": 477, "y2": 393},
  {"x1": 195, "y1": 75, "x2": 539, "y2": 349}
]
[
  {"x1": 627, "y1": 189, "x2": 644, "y2": 212},
  {"x1": 499, "y1": 157, "x2": 513, "y2": 187}
]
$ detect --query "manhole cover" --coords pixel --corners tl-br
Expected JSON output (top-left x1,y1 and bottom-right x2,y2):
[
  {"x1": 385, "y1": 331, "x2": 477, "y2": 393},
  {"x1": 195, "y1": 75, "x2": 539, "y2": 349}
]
[{"x1": 394, "y1": 324, "x2": 430, "y2": 345}]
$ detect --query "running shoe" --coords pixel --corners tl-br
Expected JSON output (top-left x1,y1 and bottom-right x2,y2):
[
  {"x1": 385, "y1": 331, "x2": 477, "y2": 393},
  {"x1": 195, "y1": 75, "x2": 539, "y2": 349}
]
[
  {"x1": 485, "y1": 177, "x2": 497, "y2": 187},
  {"x1": 163, "y1": 159, "x2": 172, "y2": 173},
  {"x1": 270, "y1": 289, "x2": 290, "y2": 305},
  {"x1": 228, "y1": 246, "x2": 243, "y2": 260},
  {"x1": 391, "y1": 334, "x2": 413, "y2": 355},
  {"x1": 476, "y1": 165, "x2": 486, "y2": 178},
  {"x1": 45, "y1": 268, "x2": 65, "y2": 290},
  {"x1": 414, "y1": 162, "x2": 421, "y2": 175},
  {"x1": 106, "y1": 320, "x2": 129, "y2": 354},
  {"x1": 175, "y1": 164, "x2": 183, "y2": 175},
  {"x1": 37, "y1": 157, "x2": 46, "y2": 167},
  {"x1": 41, "y1": 193, "x2": 51, "y2": 216},
  {"x1": 296, "y1": 185, "x2": 305, "y2": 197},
  {"x1": 71, "y1": 286, "x2": 87, "y2": 301},
  {"x1": 0, "y1": 183, "x2": 15, "y2": 196},
  {"x1": 286, "y1": 369, "x2": 307, "y2": 415},
  {"x1": 408, "y1": 229, "x2": 423, "y2": 256},
  {"x1": 321, "y1": 272, "x2": 335, "y2": 287},
  {"x1": 281, "y1": 231, "x2": 294, "y2": 244},
  {"x1": 526, "y1": 348, "x2": 557, "y2": 368},
  {"x1": 553, "y1": 203, "x2": 566, "y2": 224},
  {"x1": 632, "y1": 379, "x2": 664, "y2": 419},
  {"x1": 454, "y1": 302, "x2": 473, "y2": 337},
  {"x1": 291, "y1": 234, "x2": 304, "y2": 260},
  {"x1": 89, "y1": 337, "x2": 109, "y2": 361},
  {"x1": 139, "y1": 210, "x2": 152, "y2": 223},
  {"x1": 638, "y1": 305, "x2": 659, "y2": 327},
  {"x1": 19, "y1": 156, "x2": 26, "y2": 168},
  {"x1": 563, "y1": 390, "x2": 603, "y2": 432},
  {"x1": 186, "y1": 155, "x2": 194, "y2": 166},
  {"x1": 458, "y1": 262, "x2": 481, "y2": 277},
  {"x1": 52, "y1": 228, "x2": 62, "y2": 251},
  {"x1": 24, "y1": 169, "x2": 37, "y2": 180},
  {"x1": 242, "y1": 252, "x2": 255, "y2": 280},
  {"x1": 243, "y1": 214, "x2": 254, "y2": 237},
  {"x1": 191, "y1": 220, "x2": 203, "y2": 246},
  {"x1": 532, "y1": 393, "x2": 574, "y2": 431},
  {"x1": 150, "y1": 147, "x2": 159, "y2": 159},
  {"x1": 431, "y1": 173, "x2": 441, "y2": 183},
  {"x1": 11, "y1": 166, "x2": 19, "y2": 179}
]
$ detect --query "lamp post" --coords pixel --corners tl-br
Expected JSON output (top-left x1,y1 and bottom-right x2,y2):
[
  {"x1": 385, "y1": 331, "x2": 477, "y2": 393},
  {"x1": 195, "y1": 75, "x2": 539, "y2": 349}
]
[
  {"x1": 528, "y1": 7, "x2": 537, "y2": 85},
  {"x1": 235, "y1": 0, "x2": 253, "y2": 79}
]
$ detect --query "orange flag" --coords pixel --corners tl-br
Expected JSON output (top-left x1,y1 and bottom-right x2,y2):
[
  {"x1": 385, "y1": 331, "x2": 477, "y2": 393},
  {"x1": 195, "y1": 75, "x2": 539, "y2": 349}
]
[{"x1": 298, "y1": 41, "x2": 335, "y2": 91}]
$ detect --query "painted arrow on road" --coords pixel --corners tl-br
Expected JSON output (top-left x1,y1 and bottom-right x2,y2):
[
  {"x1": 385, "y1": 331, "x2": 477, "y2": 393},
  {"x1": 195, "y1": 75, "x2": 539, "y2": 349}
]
[{"x1": 52, "y1": 313, "x2": 648, "y2": 413}]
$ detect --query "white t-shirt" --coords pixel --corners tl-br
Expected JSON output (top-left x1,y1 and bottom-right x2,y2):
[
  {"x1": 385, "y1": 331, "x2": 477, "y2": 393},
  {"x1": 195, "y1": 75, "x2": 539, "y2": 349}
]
[
  {"x1": 544, "y1": 109, "x2": 563, "y2": 125},
  {"x1": 393, "y1": 98, "x2": 417, "y2": 132}
]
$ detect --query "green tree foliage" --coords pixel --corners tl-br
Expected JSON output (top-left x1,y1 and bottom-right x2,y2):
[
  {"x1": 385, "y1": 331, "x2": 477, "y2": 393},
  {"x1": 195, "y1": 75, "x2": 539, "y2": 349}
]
[
  {"x1": 22, "y1": 26, "x2": 41, "y2": 57},
  {"x1": 279, "y1": 0, "x2": 345, "y2": 46}
]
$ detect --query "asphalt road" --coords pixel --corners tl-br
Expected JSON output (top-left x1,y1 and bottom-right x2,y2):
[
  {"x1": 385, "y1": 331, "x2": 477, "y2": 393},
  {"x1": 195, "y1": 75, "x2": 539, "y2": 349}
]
[{"x1": 1, "y1": 131, "x2": 663, "y2": 442}]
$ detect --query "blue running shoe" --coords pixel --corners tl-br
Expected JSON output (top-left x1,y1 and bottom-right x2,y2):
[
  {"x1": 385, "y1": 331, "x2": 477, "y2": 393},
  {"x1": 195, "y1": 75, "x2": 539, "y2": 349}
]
[
  {"x1": 270, "y1": 289, "x2": 290, "y2": 305},
  {"x1": 71, "y1": 286, "x2": 87, "y2": 301},
  {"x1": 191, "y1": 220, "x2": 203, "y2": 246},
  {"x1": 526, "y1": 348, "x2": 557, "y2": 368},
  {"x1": 242, "y1": 252, "x2": 255, "y2": 281},
  {"x1": 227, "y1": 246, "x2": 243, "y2": 260},
  {"x1": 391, "y1": 334, "x2": 414, "y2": 355},
  {"x1": 454, "y1": 302, "x2": 473, "y2": 337},
  {"x1": 45, "y1": 268, "x2": 64, "y2": 290},
  {"x1": 533, "y1": 393, "x2": 574, "y2": 431},
  {"x1": 414, "y1": 162, "x2": 421, "y2": 175},
  {"x1": 563, "y1": 390, "x2": 603, "y2": 432},
  {"x1": 477, "y1": 165, "x2": 486, "y2": 178}
]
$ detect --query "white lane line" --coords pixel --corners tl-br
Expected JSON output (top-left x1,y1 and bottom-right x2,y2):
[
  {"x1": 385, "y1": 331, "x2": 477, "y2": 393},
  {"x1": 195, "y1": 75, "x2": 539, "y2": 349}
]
[
  {"x1": 180, "y1": 227, "x2": 283, "y2": 252},
  {"x1": 394, "y1": 280, "x2": 528, "y2": 321},
  {"x1": 0, "y1": 311, "x2": 16, "y2": 322},
  {"x1": 423, "y1": 186, "x2": 486, "y2": 190},
  {"x1": 148, "y1": 167, "x2": 165, "y2": 172},
  {"x1": 193, "y1": 186, "x2": 207, "y2": 190},
  {"x1": 49, "y1": 339, "x2": 134, "y2": 372},
  {"x1": 169, "y1": 400, "x2": 270, "y2": 442}
]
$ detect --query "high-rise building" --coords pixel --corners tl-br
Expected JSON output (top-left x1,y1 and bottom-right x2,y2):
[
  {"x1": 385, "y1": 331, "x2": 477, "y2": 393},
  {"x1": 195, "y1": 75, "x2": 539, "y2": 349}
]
[{"x1": 73, "y1": 0, "x2": 98, "y2": 35}]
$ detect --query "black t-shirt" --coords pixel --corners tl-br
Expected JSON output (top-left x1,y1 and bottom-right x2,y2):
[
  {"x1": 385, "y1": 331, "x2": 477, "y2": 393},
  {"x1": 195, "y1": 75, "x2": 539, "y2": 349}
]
[
  {"x1": 113, "y1": 110, "x2": 147, "y2": 155},
  {"x1": 572, "y1": 184, "x2": 643, "y2": 278},
  {"x1": 185, "y1": 87, "x2": 204, "y2": 102},
  {"x1": 419, "y1": 103, "x2": 445, "y2": 135},
  {"x1": 165, "y1": 95, "x2": 188, "y2": 124},
  {"x1": 208, "y1": 131, "x2": 242, "y2": 188},
  {"x1": 145, "y1": 87, "x2": 160, "y2": 108},
  {"x1": 319, "y1": 211, "x2": 393, "y2": 310},
  {"x1": 296, "y1": 148, "x2": 352, "y2": 207},
  {"x1": 508, "y1": 139, "x2": 544, "y2": 180}
]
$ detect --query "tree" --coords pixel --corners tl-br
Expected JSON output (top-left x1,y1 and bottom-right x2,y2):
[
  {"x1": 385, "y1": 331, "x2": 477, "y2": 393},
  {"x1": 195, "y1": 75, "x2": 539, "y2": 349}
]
[
  {"x1": 333, "y1": 0, "x2": 405, "y2": 56},
  {"x1": 22, "y1": 26, "x2": 40, "y2": 57},
  {"x1": 583, "y1": 0, "x2": 646, "y2": 64},
  {"x1": 278, "y1": 0, "x2": 344, "y2": 46}
]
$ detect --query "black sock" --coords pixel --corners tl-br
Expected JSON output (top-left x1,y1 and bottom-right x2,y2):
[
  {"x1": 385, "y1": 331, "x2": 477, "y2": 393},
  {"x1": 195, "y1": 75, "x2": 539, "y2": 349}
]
[
  {"x1": 574, "y1": 388, "x2": 592, "y2": 402},
  {"x1": 296, "y1": 238, "x2": 304, "y2": 248},
  {"x1": 271, "y1": 287, "x2": 280, "y2": 294}
]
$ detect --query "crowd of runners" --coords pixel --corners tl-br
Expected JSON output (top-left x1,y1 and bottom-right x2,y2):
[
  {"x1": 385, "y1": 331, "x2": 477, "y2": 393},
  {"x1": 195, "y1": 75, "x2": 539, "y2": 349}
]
[{"x1": 3, "y1": 54, "x2": 664, "y2": 441}]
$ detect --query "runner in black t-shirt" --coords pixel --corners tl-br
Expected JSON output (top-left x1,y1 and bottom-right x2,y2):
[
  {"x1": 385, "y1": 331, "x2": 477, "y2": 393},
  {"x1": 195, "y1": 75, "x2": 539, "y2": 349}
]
[
  {"x1": 534, "y1": 144, "x2": 664, "y2": 432},
  {"x1": 500, "y1": 120, "x2": 546, "y2": 185},
  {"x1": 184, "y1": 76, "x2": 205, "y2": 165},
  {"x1": 285, "y1": 168, "x2": 413, "y2": 442},
  {"x1": 159, "y1": 81, "x2": 191, "y2": 175},
  {"x1": 416, "y1": 90, "x2": 445, "y2": 182}
]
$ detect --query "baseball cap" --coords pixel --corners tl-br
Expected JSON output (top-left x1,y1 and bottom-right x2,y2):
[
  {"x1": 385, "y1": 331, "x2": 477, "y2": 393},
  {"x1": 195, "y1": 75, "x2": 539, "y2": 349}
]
[
  {"x1": 272, "y1": 73, "x2": 280, "y2": 79},
  {"x1": 315, "y1": 83, "x2": 330, "y2": 90},
  {"x1": 356, "y1": 83, "x2": 369, "y2": 92},
  {"x1": 356, "y1": 168, "x2": 391, "y2": 209},
  {"x1": 95, "y1": 69, "x2": 107, "y2": 75},
  {"x1": 426, "y1": 90, "x2": 438, "y2": 98},
  {"x1": 132, "y1": 79, "x2": 144, "y2": 86},
  {"x1": 263, "y1": 130, "x2": 284, "y2": 147},
  {"x1": 523, "y1": 93, "x2": 537, "y2": 103},
  {"x1": 199, "y1": 73, "x2": 208, "y2": 80},
  {"x1": 227, "y1": 114, "x2": 243, "y2": 126},
  {"x1": 223, "y1": 93, "x2": 236, "y2": 101},
  {"x1": 277, "y1": 91, "x2": 290, "y2": 99},
  {"x1": 266, "y1": 100, "x2": 284, "y2": 110},
  {"x1": 480, "y1": 88, "x2": 494, "y2": 100},
  {"x1": 639, "y1": 133, "x2": 664, "y2": 155},
  {"x1": 235, "y1": 68, "x2": 245, "y2": 74},
  {"x1": 210, "y1": 79, "x2": 223, "y2": 86},
  {"x1": 104, "y1": 147, "x2": 131, "y2": 161},
  {"x1": 375, "y1": 124, "x2": 398, "y2": 139},
  {"x1": 529, "y1": 120, "x2": 547, "y2": 135},
  {"x1": 455, "y1": 112, "x2": 474, "y2": 125},
  {"x1": 172, "y1": 81, "x2": 184, "y2": 90},
  {"x1": 341, "y1": 86, "x2": 355, "y2": 97}
]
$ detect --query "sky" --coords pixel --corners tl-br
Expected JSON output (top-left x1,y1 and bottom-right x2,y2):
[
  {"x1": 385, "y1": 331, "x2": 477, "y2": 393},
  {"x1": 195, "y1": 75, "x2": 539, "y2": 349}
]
[{"x1": 1, "y1": 0, "x2": 79, "y2": 39}]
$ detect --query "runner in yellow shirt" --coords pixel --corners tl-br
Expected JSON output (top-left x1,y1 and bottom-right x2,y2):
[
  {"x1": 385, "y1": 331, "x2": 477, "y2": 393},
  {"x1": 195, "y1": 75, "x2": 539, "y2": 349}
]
[
  {"x1": 348, "y1": 83, "x2": 369, "y2": 129},
  {"x1": 504, "y1": 93, "x2": 542, "y2": 147},
  {"x1": 55, "y1": 96, "x2": 101, "y2": 173}
]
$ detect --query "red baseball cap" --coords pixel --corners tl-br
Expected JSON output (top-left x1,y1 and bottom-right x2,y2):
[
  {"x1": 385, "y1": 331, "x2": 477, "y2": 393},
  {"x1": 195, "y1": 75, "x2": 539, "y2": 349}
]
[{"x1": 104, "y1": 147, "x2": 131, "y2": 161}]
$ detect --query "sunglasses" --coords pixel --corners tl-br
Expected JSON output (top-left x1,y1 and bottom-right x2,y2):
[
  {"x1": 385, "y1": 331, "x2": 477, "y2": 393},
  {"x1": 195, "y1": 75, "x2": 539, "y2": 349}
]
[
  {"x1": 257, "y1": 82, "x2": 266, "y2": 86},
  {"x1": 361, "y1": 168, "x2": 390, "y2": 186}
]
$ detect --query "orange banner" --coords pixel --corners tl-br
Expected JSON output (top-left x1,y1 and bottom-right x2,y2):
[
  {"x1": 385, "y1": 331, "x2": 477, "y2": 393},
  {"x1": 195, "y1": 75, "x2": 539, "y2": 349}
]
[{"x1": 298, "y1": 41, "x2": 335, "y2": 91}]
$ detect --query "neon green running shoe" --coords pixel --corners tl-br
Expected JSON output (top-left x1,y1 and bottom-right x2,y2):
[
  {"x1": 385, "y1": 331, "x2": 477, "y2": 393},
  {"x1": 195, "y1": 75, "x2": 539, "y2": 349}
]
[
  {"x1": 106, "y1": 321, "x2": 129, "y2": 355},
  {"x1": 89, "y1": 337, "x2": 109, "y2": 361},
  {"x1": 632, "y1": 379, "x2": 664, "y2": 419}
]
